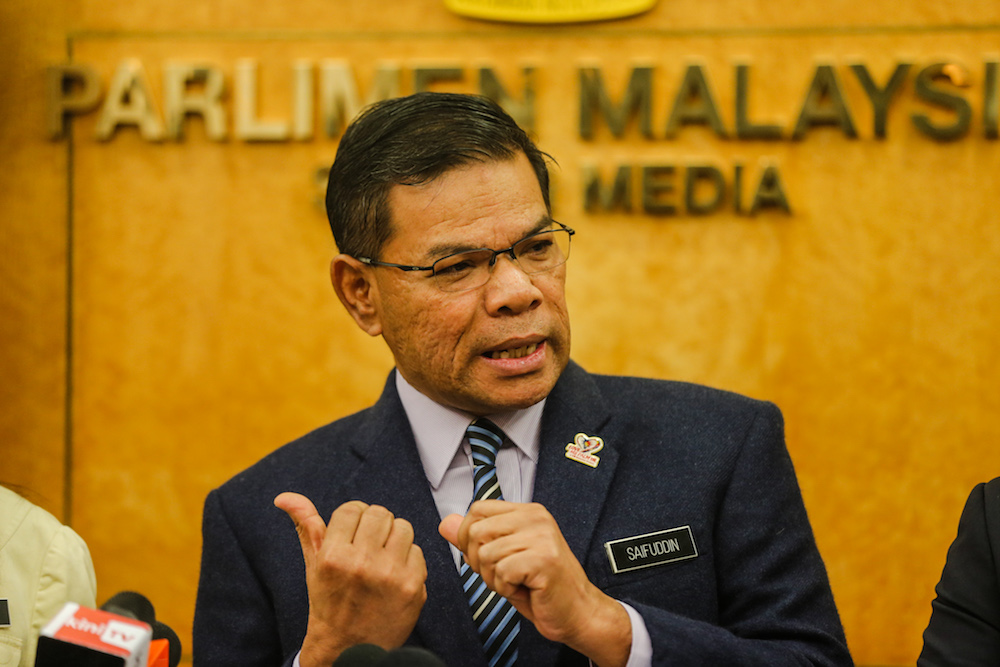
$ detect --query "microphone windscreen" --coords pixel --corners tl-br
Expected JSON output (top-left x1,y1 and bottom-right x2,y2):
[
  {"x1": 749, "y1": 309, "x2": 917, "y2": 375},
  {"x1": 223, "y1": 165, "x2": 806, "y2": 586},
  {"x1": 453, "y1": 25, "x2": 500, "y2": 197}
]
[
  {"x1": 329, "y1": 645, "x2": 447, "y2": 667},
  {"x1": 379, "y1": 647, "x2": 447, "y2": 666},
  {"x1": 331, "y1": 644, "x2": 387, "y2": 666},
  {"x1": 100, "y1": 592, "x2": 156, "y2": 625}
]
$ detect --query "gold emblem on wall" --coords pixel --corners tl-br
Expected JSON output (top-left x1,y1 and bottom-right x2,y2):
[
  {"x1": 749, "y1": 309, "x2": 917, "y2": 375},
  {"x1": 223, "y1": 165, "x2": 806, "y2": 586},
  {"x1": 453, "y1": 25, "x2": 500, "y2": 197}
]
[{"x1": 445, "y1": 0, "x2": 656, "y2": 23}]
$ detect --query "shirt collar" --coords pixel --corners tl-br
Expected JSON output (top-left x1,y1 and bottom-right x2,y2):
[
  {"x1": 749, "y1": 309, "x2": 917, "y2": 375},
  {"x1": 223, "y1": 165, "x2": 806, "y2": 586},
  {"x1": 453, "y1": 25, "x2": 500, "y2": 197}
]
[{"x1": 395, "y1": 372, "x2": 545, "y2": 490}]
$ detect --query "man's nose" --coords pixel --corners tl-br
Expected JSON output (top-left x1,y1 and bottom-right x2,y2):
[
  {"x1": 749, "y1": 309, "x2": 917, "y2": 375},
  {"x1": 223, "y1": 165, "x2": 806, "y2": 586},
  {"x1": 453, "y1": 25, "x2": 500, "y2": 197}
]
[{"x1": 483, "y1": 254, "x2": 542, "y2": 314}]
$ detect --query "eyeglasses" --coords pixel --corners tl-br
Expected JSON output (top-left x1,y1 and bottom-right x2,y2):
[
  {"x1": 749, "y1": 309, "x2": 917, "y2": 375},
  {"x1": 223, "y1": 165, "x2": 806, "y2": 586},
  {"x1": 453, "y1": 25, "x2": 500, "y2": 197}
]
[{"x1": 357, "y1": 221, "x2": 575, "y2": 293}]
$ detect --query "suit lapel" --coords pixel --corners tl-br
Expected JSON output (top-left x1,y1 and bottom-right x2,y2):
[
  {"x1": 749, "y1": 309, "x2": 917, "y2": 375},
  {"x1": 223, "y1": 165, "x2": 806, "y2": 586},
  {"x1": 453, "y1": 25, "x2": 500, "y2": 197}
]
[
  {"x1": 324, "y1": 375, "x2": 488, "y2": 667},
  {"x1": 521, "y1": 362, "x2": 617, "y2": 665},
  {"x1": 534, "y1": 362, "x2": 617, "y2": 564},
  {"x1": 320, "y1": 365, "x2": 614, "y2": 666}
]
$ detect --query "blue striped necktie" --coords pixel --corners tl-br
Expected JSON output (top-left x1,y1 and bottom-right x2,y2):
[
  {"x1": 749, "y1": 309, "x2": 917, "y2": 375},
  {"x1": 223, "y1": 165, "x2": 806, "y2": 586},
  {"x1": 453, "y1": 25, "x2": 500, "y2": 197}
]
[{"x1": 460, "y1": 418, "x2": 520, "y2": 667}]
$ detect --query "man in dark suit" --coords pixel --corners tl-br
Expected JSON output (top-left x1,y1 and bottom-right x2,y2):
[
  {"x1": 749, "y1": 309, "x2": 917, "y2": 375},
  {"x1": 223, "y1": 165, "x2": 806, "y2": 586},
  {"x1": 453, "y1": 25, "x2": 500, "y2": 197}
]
[
  {"x1": 193, "y1": 92, "x2": 852, "y2": 667},
  {"x1": 919, "y1": 477, "x2": 1000, "y2": 665}
]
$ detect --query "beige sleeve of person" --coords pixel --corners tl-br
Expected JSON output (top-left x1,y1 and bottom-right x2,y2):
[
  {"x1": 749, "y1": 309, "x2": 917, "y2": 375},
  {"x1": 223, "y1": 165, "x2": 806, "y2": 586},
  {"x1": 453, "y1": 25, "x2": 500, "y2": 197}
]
[{"x1": 21, "y1": 514, "x2": 97, "y2": 667}]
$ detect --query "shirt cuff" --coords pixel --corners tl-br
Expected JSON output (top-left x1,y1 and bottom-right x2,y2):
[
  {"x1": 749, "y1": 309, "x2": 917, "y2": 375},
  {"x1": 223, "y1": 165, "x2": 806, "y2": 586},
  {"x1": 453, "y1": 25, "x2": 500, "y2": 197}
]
[
  {"x1": 293, "y1": 651, "x2": 301, "y2": 667},
  {"x1": 620, "y1": 600, "x2": 653, "y2": 667}
]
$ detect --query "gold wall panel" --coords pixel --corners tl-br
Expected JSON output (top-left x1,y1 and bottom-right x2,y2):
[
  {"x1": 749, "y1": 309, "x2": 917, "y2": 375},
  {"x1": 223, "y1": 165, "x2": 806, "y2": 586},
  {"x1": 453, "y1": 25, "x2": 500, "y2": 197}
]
[
  {"x1": 0, "y1": 0, "x2": 76, "y2": 517},
  {"x1": 3, "y1": 2, "x2": 1000, "y2": 665}
]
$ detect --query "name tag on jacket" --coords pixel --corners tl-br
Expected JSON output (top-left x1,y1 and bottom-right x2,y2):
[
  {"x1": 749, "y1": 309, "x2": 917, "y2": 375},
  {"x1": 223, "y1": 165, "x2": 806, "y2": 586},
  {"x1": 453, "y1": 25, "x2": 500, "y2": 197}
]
[{"x1": 604, "y1": 526, "x2": 698, "y2": 574}]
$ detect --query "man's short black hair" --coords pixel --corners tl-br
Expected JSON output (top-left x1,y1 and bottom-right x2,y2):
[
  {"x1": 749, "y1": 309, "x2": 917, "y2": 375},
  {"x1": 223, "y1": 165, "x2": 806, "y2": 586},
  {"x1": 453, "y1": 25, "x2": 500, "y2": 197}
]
[{"x1": 325, "y1": 92, "x2": 552, "y2": 259}]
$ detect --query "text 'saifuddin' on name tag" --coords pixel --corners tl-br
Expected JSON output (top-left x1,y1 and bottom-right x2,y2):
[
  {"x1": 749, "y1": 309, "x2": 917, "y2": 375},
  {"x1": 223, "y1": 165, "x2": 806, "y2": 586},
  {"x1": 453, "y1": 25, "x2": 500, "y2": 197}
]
[
  {"x1": 604, "y1": 526, "x2": 698, "y2": 574},
  {"x1": 0, "y1": 599, "x2": 10, "y2": 627}
]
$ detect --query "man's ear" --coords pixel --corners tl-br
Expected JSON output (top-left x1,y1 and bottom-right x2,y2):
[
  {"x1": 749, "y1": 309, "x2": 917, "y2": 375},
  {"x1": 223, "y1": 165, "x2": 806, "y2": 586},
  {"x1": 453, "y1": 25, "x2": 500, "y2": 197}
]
[{"x1": 330, "y1": 254, "x2": 382, "y2": 336}]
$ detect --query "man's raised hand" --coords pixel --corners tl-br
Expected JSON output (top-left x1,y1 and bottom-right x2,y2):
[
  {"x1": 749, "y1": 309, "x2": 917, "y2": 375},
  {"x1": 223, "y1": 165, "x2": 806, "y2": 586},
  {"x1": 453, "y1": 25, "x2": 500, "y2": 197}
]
[
  {"x1": 439, "y1": 500, "x2": 631, "y2": 667},
  {"x1": 275, "y1": 493, "x2": 427, "y2": 667}
]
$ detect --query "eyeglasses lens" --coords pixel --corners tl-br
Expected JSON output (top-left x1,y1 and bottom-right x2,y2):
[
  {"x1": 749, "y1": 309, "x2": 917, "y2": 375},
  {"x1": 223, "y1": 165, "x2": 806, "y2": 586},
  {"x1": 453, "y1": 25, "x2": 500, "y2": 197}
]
[{"x1": 432, "y1": 228, "x2": 572, "y2": 292}]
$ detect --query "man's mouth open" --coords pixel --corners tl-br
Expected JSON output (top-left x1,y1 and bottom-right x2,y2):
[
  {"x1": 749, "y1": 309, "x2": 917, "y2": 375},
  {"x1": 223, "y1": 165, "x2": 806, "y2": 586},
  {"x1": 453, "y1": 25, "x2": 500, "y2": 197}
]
[{"x1": 486, "y1": 343, "x2": 539, "y2": 360}]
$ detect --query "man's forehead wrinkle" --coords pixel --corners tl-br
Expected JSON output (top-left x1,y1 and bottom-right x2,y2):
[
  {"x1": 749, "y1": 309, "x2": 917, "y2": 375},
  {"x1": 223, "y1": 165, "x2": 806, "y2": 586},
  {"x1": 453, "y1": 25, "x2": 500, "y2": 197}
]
[{"x1": 403, "y1": 176, "x2": 450, "y2": 213}]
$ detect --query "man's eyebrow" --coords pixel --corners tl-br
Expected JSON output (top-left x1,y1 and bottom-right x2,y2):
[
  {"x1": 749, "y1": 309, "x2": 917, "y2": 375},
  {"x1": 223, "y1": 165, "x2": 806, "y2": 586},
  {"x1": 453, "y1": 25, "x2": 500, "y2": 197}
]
[
  {"x1": 525, "y1": 215, "x2": 557, "y2": 236},
  {"x1": 422, "y1": 216, "x2": 556, "y2": 261}
]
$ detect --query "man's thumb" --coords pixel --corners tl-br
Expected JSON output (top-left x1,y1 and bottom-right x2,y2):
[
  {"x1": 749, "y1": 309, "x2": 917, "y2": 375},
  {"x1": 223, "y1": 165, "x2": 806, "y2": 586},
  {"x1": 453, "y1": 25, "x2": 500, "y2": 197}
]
[
  {"x1": 437, "y1": 513, "x2": 463, "y2": 548},
  {"x1": 274, "y1": 492, "x2": 326, "y2": 556}
]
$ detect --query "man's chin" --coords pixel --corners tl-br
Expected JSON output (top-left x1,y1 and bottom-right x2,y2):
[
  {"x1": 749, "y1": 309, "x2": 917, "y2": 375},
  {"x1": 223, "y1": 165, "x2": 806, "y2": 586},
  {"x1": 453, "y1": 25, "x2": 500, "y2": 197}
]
[{"x1": 458, "y1": 374, "x2": 560, "y2": 415}]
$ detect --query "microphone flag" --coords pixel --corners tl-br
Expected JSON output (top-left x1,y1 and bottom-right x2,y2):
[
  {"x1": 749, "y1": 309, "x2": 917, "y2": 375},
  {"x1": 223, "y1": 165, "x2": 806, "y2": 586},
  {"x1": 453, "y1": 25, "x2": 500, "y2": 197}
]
[{"x1": 34, "y1": 601, "x2": 151, "y2": 667}]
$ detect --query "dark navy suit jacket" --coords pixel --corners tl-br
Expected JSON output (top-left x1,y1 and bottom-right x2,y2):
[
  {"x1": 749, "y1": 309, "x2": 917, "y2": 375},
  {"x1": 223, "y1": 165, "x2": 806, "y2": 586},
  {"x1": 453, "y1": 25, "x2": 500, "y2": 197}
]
[
  {"x1": 193, "y1": 362, "x2": 851, "y2": 666},
  {"x1": 919, "y1": 476, "x2": 1000, "y2": 665}
]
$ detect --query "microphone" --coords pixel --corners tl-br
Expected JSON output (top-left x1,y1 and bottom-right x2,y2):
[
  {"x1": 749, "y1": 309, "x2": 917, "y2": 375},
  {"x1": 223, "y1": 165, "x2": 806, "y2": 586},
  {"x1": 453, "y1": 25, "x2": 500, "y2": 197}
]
[
  {"x1": 100, "y1": 592, "x2": 182, "y2": 667},
  {"x1": 32, "y1": 592, "x2": 182, "y2": 667},
  {"x1": 331, "y1": 644, "x2": 386, "y2": 666},
  {"x1": 34, "y1": 601, "x2": 152, "y2": 667},
  {"x1": 378, "y1": 647, "x2": 447, "y2": 666},
  {"x1": 100, "y1": 591, "x2": 155, "y2": 624},
  {"x1": 331, "y1": 644, "x2": 446, "y2": 666}
]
